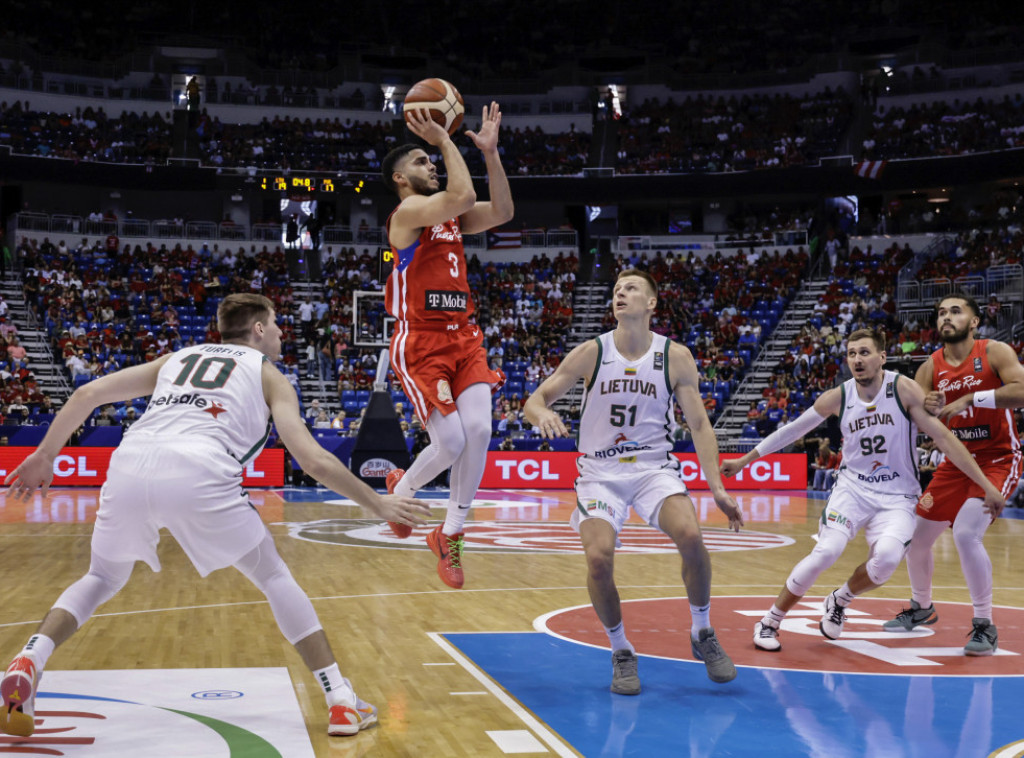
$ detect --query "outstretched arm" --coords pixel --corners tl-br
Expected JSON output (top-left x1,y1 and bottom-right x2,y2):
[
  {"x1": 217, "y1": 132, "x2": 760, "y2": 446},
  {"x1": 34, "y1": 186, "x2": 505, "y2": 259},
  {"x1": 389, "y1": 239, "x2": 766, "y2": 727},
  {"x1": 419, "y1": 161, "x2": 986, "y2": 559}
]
[
  {"x1": 523, "y1": 340, "x2": 597, "y2": 438},
  {"x1": 721, "y1": 387, "x2": 839, "y2": 477},
  {"x1": 5, "y1": 355, "x2": 171, "y2": 498},
  {"x1": 264, "y1": 363, "x2": 431, "y2": 525}
]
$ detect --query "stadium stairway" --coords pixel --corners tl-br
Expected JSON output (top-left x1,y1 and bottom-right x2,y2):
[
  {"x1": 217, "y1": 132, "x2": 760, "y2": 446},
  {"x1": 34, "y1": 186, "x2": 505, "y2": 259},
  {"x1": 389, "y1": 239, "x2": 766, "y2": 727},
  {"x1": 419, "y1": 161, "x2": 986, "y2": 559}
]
[
  {"x1": 291, "y1": 280, "x2": 339, "y2": 410},
  {"x1": 560, "y1": 281, "x2": 612, "y2": 412},
  {"x1": 714, "y1": 278, "x2": 831, "y2": 443},
  {"x1": 0, "y1": 278, "x2": 70, "y2": 406}
]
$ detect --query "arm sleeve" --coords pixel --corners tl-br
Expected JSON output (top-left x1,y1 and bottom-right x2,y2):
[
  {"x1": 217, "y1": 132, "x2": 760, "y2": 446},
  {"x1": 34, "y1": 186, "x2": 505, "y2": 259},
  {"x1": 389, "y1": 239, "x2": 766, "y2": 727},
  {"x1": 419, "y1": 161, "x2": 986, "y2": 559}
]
[{"x1": 753, "y1": 407, "x2": 827, "y2": 458}]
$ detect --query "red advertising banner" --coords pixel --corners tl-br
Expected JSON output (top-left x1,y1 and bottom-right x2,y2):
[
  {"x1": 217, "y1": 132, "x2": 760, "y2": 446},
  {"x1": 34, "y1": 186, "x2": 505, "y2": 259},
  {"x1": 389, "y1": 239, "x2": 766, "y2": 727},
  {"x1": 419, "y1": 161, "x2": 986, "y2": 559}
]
[
  {"x1": 0, "y1": 447, "x2": 285, "y2": 487},
  {"x1": 479, "y1": 452, "x2": 807, "y2": 490}
]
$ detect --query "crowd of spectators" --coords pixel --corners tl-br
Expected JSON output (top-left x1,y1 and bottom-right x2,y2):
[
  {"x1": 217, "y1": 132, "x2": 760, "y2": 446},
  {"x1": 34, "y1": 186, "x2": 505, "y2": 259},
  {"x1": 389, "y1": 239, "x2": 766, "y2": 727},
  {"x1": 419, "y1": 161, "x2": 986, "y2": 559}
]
[
  {"x1": 615, "y1": 91, "x2": 852, "y2": 174},
  {"x1": 862, "y1": 96, "x2": 1024, "y2": 161}
]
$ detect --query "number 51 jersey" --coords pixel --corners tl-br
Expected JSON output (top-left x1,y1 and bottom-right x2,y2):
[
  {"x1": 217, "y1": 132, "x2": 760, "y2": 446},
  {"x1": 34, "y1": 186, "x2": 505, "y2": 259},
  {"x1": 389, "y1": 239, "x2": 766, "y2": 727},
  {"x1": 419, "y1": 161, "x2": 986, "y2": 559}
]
[
  {"x1": 577, "y1": 332, "x2": 678, "y2": 478},
  {"x1": 835, "y1": 370, "x2": 919, "y2": 497},
  {"x1": 127, "y1": 343, "x2": 272, "y2": 469}
]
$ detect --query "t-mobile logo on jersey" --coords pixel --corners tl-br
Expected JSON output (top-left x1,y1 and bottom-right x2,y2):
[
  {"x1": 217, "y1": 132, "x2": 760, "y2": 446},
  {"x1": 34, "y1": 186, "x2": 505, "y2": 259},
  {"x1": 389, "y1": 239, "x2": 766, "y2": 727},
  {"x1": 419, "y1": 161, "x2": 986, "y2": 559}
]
[{"x1": 425, "y1": 290, "x2": 468, "y2": 311}]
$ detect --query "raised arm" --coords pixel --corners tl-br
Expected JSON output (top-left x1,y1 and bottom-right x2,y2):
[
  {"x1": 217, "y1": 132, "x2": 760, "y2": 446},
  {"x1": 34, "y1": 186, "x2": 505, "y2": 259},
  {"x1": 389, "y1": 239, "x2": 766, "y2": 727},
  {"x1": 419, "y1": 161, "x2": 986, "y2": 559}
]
[
  {"x1": 263, "y1": 363, "x2": 430, "y2": 525},
  {"x1": 5, "y1": 355, "x2": 172, "y2": 498},
  {"x1": 670, "y1": 342, "x2": 743, "y2": 531},
  {"x1": 721, "y1": 387, "x2": 840, "y2": 477},
  {"x1": 523, "y1": 340, "x2": 598, "y2": 439},
  {"x1": 389, "y1": 111, "x2": 476, "y2": 242},
  {"x1": 461, "y1": 103, "x2": 515, "y2": 235}
]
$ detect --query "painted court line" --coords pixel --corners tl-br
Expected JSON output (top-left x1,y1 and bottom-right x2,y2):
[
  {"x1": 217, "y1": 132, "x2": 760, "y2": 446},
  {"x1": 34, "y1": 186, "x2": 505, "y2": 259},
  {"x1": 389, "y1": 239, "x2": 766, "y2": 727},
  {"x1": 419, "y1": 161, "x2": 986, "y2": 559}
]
[
  {"x1": 451, "y1": 691, "x2": 489, "y2": 696},
  {"x1": 487, "y1": 729, "x2": 550, "y2": 754},
  {"x1": 429, "y1": 632, "x2": 575, "y2": 758}
]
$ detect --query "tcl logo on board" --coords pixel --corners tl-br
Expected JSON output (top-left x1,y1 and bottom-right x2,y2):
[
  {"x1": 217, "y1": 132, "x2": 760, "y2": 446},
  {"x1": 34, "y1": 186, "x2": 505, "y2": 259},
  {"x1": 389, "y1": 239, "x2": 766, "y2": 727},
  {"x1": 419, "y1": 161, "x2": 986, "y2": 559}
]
[
  {"x1": 0, "y1": 447, "x2": 285, "y2": 486},
  {"x1": 479, "y1": 452, "x2": 806, "y2": 490}
]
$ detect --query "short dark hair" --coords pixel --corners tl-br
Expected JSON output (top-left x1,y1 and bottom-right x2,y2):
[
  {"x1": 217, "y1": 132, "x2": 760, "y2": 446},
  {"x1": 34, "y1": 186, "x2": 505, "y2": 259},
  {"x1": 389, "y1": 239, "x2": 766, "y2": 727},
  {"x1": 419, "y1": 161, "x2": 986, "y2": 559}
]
[
  {"x1": 218, "y1": 293, "x2": 274, "y2": 342},
  {"x1": 381, "y1": 143, "x2": 421, "y2": 195},
  {"x1": 935, "y1": 292, "x2": 981, "y2": 323},
  {"x1": 846, "y1": 328, "x2": 885, "y2": 352},
  {"x1": 616, "y1": 268, "x2": 658, "y2": 300}
]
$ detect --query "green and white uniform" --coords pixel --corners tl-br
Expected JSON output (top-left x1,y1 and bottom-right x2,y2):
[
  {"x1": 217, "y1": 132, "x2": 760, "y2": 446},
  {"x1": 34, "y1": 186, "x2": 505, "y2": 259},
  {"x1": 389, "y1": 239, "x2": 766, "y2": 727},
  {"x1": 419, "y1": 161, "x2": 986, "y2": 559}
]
[
  {"x1": 573, "y1": 331, "x2": 687, "y2": 535},
  {"x1": 823, "y1": 370, "x2": 920, "y2": 543},
  {"x1": 94, "y1": 344, "x2": 273, "y2": 576}
]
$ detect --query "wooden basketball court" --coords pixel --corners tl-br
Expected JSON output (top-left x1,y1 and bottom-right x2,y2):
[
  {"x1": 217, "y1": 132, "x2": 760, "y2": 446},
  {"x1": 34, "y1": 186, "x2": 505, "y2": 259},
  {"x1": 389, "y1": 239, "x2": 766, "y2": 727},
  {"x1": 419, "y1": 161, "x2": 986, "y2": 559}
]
[{"x1": 0, "y1": 486, "x2": 1022, "y2": 756}]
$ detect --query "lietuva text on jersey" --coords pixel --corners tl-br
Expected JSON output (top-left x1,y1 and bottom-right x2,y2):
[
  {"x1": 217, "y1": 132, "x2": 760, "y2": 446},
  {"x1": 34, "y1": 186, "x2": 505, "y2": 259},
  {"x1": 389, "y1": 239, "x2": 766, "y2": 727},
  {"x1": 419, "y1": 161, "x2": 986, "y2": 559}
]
[
  {"x1": 598, "y1": 378, "x2": 659, "y2": 397},
  {"x1": 576, "y1": 332, "x2": 678, "y2": 476},
  {"x1": 846, "y1": 412, "x2": 894, "y2": 433},
  {"x1": 835, "y1": 370, "x2": 920, "y2": 497}
]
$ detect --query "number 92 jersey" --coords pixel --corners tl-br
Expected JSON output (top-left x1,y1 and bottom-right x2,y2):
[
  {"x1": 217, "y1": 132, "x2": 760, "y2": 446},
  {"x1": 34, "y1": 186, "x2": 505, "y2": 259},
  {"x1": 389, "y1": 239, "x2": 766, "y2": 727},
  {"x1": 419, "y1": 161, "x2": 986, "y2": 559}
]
[
  {"x1": 836, "y1": 370, "x2": 920, "y2": 497},
  {"x1": 127, "y1": 344, "x2": 272, "y2": 469}
]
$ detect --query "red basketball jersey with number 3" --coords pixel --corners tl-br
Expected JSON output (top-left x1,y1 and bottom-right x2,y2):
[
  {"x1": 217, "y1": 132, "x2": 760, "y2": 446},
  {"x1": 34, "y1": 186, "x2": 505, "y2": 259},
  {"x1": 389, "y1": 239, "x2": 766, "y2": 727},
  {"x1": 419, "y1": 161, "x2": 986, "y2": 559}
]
[
  {"x1": 385, "y1": 214, "x2": 474, "y2": 327},
  {"x1": 932, "y1": 339, "x2": 1019, "y2": 458}
]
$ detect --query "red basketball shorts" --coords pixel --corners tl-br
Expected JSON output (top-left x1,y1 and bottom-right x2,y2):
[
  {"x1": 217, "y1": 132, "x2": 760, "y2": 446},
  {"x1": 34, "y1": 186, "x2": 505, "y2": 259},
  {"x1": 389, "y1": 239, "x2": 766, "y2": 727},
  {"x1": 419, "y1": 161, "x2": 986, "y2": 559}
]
[
  {"x1": 389, "y1": 322, "x2": 504, "y2": 424},
  {"x1": 918, "y1": 451, "x2": 1022, "y2": 523}
]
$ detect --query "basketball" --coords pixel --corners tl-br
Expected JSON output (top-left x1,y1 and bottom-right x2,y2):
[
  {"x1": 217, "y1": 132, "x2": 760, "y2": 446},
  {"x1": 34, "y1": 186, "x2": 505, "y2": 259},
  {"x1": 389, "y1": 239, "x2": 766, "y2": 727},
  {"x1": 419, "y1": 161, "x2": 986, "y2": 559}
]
[{"x1": 403, "y1": 78, "x2": 465, "y2": 135}]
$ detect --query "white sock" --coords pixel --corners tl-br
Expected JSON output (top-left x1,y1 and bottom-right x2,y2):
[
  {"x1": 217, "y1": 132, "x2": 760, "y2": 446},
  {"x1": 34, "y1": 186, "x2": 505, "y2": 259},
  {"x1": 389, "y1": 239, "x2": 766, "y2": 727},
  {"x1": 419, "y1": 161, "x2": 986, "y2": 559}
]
[
  {"x1": 834, "y1": 583, "x2": 857, "y2": 607},
  {"x1": 763, "y1": 604, "x2": 786, "y2": 628},
  {"x1": 690, "y1": 603, "x2": 711, "y2": 638},
  {"x1": 442, "y1": 500, "x2": 470, "y2": 536},
  {"x1": 605, "y1": 621, "x2": 633, "y2": 653},
  {"x1": 21, "y1": 634, "x2": 55, "y2": 670},
  {"x1": 312, "y1": 663, "x2": 355, "y2": 707}
]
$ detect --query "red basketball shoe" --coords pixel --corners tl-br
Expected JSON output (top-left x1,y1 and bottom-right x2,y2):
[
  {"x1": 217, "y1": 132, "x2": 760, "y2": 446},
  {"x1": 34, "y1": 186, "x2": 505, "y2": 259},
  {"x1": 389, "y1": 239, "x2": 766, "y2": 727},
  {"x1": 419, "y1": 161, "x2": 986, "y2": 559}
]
[
  {"x1": 1, "y1": 655, "x2": 39, "y2": 737},
  {"x1": 427, "y1": 524, "x2": 465, "y2": 589},
  {"x1": 385, "y1": 468, "x2": 412, "y2": 538},
  {"x1": 328, "y1": 696, "x2": 377, "y2": 736}
]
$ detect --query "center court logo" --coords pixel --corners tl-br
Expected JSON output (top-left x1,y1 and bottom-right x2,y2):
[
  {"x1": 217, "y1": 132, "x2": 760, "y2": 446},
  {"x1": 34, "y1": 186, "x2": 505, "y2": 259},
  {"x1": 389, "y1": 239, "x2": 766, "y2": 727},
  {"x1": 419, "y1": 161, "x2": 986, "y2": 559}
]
[
  {"x1": 538, "y1": 596, "x2": 1024, "y2": 677},
  {"x1": 277, "y1": 519, "x2": 794, "y2": 555}
]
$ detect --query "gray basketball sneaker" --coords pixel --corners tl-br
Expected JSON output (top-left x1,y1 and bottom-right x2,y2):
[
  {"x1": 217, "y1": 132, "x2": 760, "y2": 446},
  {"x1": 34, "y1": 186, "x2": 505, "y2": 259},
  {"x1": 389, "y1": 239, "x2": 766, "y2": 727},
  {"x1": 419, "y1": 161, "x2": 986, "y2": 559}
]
[
  {"x1": 964, "y1": 618, "x2": 998, "y2": 656},
  {"x1": 883, "y1": 600, "x2": 938, "y2": 631},
  {"x1": 610, "y1": 649, "x2": 641, "y2": 695},
  {"x1": 690, "y1": 628, "x2": 737, "y2": 683}
]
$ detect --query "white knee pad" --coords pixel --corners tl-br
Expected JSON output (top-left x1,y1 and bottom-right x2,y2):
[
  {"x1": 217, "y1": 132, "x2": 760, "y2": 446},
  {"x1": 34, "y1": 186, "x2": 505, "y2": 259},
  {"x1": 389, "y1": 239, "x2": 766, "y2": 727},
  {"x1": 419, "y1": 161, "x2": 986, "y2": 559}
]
[
  {"x1": 786, "y1": 528, "x2": 847, "y2": 597},
  {"x1": 865, "y1": 537, "x2": 907, "y2": 586},
  {"x1": 52, "y1": 553, "x2": 134, "y2": 627},
  {"x1": 235, "y1": 535, "x2": 322, "y2": 645}
]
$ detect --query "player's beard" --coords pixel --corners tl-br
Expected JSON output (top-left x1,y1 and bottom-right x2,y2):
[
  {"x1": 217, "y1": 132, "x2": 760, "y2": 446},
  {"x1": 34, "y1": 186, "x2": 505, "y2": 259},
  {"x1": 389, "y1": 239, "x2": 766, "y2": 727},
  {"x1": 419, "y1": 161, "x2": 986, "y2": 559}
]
[
  {"x1": 410, "y1": 175, "x2": 440, "y2": 196},
  {"x1": 939, "y1": 323, "x2": 972, "y2": 344}
]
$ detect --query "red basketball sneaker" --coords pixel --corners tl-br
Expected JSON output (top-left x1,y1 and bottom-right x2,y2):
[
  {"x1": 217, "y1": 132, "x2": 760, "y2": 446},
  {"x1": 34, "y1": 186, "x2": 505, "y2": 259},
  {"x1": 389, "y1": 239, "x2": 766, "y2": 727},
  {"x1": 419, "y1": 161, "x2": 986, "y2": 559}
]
[
  {"x1": 328, "y1": 696, "x2": 378, "y2": 736},
  {"x1": 1, "y1": 655, "x2": 39, "y2": 737},
  {"x1": 427, "y1": 524, "x2": 465, "y2": 589},
  {"x1": 385, "y1": 468, "x2": 412, "y2": 538}
]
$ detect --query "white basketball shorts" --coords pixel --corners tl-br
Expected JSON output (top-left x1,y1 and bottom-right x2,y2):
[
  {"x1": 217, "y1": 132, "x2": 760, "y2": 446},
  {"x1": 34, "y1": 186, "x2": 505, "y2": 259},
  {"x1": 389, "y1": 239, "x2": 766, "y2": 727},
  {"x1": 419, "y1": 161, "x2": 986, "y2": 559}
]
[
  {"x1": 571, "y1": 467, "x2": 688, "y2": 536},
  {"x1": 820, "y1": 481, "x2": 918, "y2": 546},
  {"x1": 92, "y1": 438, "x2": 268, "y2": 577}
]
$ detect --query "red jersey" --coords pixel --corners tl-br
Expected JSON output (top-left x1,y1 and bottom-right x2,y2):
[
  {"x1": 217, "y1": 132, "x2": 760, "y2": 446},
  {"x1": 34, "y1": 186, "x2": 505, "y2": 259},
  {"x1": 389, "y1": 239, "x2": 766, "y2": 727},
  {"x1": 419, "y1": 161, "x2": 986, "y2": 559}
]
[
  {"x1": 931, "y1": 339, "x2": 1019, "y2": 458},
  {"x1": 385, "y1": 214, "x2": 474, "y2": 328}
]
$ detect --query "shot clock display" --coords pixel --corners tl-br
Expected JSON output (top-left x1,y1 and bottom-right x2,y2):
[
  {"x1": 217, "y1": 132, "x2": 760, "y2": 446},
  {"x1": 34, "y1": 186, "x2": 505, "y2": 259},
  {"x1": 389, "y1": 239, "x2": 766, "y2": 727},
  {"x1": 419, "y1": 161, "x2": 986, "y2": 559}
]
[{"x1": 261, "y1": 175, "x2": 336, "y2": 193}]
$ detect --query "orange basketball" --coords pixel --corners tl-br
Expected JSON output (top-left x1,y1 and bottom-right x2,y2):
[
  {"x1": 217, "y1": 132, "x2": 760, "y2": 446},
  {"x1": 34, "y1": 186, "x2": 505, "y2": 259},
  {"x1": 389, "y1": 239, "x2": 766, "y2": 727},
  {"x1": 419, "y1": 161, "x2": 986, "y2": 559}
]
[{"x1": 403, "y1": 78, "x2": 465, "y2": 136}]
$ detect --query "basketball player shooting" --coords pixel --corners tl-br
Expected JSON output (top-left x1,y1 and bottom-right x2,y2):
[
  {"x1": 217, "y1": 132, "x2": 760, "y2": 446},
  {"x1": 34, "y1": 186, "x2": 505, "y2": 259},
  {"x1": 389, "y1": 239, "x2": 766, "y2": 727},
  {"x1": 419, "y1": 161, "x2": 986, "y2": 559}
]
[{"x1": 379, "y1": 102, "x2": 513, "y2": 589}]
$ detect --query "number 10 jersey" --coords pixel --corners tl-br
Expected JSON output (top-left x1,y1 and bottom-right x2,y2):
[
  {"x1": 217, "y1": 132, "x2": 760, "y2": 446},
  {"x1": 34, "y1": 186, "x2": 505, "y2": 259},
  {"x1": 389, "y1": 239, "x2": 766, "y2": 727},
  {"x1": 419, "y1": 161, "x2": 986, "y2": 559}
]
[{"x1": 128, "y1": 343, "x2": 272, "y2": 469}]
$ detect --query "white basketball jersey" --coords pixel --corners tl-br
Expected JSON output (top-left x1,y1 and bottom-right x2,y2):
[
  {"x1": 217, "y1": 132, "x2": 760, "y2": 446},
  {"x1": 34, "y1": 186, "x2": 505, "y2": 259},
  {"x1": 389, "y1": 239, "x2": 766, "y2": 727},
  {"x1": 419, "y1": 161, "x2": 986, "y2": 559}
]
[
  {"x1": 128, "y1": 343, "x2": 272, "y2": 467},
  {"x1": 835, "y1": 370, "x2": 920, "y2": 496},
  {"x1": 577, "y1": 331, "x2": 677, "y2": 477}
]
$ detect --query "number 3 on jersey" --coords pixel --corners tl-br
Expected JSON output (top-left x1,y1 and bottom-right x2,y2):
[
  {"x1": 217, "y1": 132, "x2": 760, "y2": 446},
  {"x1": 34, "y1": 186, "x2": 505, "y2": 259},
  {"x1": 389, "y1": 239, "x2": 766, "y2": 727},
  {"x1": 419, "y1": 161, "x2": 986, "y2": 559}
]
[{"x1": 448, "y1": 251, "x2": 459, "y2": 278}]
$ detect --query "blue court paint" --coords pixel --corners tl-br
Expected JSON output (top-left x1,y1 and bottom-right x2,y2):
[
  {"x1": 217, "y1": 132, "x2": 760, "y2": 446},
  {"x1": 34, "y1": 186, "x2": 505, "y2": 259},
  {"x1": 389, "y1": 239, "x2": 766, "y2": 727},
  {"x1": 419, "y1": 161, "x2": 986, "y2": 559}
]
[{"x1": 445, "y1": 632, "x2": 1020, "y2": 757}]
